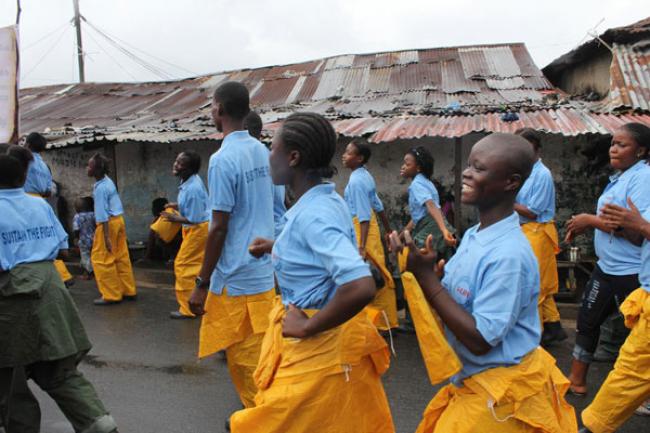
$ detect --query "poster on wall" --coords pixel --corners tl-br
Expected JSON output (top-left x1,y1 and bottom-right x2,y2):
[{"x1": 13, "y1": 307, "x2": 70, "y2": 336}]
[{"x1": 0, "y1": 25, "x2": 18, "y2": 144}]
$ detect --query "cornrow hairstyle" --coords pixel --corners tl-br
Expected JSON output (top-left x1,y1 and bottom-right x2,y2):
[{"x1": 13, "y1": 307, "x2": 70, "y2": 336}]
[
  {"x1": 25, "y1": 132, "x2": 47, "y2": 152},
  {"x1": 407, "y1": 146, "x2": 434, "y2": 179},
  {"x1": 279, "y1": 112, "x2": 338, "y2": 178},
  {"x1": 244, "y1": 111, "x2": 263, "y2": 140},
  {"x1": 515, "y1": 127, "x2": 541, "y2": 151},
  {"x1": 180, "y1": 150, "x2": 201, "y2": 175},
  {"x1": 90, "y1": 153, "x2": 111, "y2": 175},
  {"x1": 621, "y1": 122, "x2": 650, "y2": 163},
  {"x1": 350, "y1": 140, "x2": 371, "y2": 164},
  {"x1": 213, "y1": 81, "x2": 251, "y2": 120},
  {"x1": 6, "y1": 145, "x2": 34, "y2": 173}
]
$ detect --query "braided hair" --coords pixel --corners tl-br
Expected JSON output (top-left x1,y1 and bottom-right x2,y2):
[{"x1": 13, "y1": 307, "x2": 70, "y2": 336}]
[
  {"x1": 406, "y1": 146, "x2": 434, "y2": 179},
  {"x1": 620, "y1": 122, "x2": 650, "y2": 163},
  {"x1": 278, "y1": 112, "x2": 338, "y2": 178}
]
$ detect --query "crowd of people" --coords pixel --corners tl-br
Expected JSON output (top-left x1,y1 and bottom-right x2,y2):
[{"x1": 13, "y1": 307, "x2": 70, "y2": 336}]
[{"x1": 1, "y1": 80, "x2": 649, "y2": 433}]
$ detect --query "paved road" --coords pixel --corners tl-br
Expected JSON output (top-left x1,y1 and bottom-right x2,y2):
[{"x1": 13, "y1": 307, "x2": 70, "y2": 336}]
[{"x1": 34, "y1": 280, "x2": 647, "y2": 433}]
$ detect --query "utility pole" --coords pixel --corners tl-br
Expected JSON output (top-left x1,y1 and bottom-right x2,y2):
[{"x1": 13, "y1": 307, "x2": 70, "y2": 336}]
[{"x1": 72, "y1": 0, "x2": 85, "y2": 82}]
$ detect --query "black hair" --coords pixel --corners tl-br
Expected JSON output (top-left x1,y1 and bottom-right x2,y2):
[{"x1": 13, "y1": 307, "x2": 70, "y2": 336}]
[
  {"x1": 350, "y1": 140, "x2": 371, "y2": 164},
  {"x1": 620, "y1": 122, "x2": 650, "y2": 163},
  {"x1": 279, "y1": 112, "x2": 338, "y2": 178},
  {"x1": 0, "y1": 155, "x2": 25, "y2": 187},
  {"x1": 75, "y1": 196, "x2": 94, "y2": 212},
  {"x1": 6, "y1": 145, "x2": 33, "y2": 173},
  {"x1": 152, "y1": 197, "x2": 169, "y2": 217},
  {"x1": 407, "y1": 146, "x2": 434, "y2": 179},
  {"x1": 243, "y1": 111, "x2": 263, "y2": 140},
  {"x1": 515, "y1": 127, "x2": 541, "y2": 151},
  {"x1": 90, "y1": 153, "x2": 110, "y2": 175},
  {"x1": 213, "y1": 81, "x2": 250, "y2": 120},
  {"x1": 179, "y1": 150, "x2": 201, "y2": 175},
  {"x1": 25, "y1": 132, "x2": 48, "y2": 152}
]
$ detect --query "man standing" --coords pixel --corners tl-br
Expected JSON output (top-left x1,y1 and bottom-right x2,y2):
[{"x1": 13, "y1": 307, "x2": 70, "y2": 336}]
[
  {"x1": 514, "y1": 128, "x2": 567, "y2": 345},
  {"x1": 189, "y1": 82, "x2": 276, "y2": 411}
]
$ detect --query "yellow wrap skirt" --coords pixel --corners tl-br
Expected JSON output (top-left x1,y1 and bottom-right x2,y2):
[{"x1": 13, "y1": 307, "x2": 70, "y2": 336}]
[
  {"x1": 353, "y1": 214, "x2": 398, "y2": 330},
  {"x1": 582, "y1": 288, "x2": 650, "y2": 433},
  {"x1": 416, "y1": 348, "x2": 576, "y2": 433},
  {"x1": 91, "y1": 215, "x2": 136, "y2": 301},
  {"x1": 400, "y1": 272, "x2": 462, "y2": 384},
  {"x1": 173, "y1": 222, "x2": 208, "y2": 316},
  {"x1": 521, "y1": 222, "x2": 561, "y2": 323},
  {"x1": 198, "y1": 287, "x2": 275, "y2": 408},
  {"x1": 230, "y1": 301, "x2": 395, "y2": 433}
]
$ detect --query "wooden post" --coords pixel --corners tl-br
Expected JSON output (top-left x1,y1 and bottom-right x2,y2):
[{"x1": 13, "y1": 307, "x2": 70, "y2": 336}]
[
  {"x1": 72, "y1": 0, "x2": 85, "y2": 83},
  {"x1": 454, "y1": 137, "x2": 463, "y2": 234}
]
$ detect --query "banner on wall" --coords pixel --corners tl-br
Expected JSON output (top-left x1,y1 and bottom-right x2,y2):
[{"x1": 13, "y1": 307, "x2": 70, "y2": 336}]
[{"x1": 0, "y1": 25, "x2": 18, "y2": 144}]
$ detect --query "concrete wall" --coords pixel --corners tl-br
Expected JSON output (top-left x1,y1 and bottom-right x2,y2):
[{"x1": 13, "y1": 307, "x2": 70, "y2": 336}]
[
  {"x1": 555, "y1": 50, "x2": 612, "y2": 98},
  {"x1": 44, "y1": 132, "x2": 612, "y2": 258}
]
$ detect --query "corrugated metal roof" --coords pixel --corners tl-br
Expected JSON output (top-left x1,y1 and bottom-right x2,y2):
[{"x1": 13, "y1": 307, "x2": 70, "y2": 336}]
[
  {"x1": 17, "y1": 42, "x2": 608, "y2": 147},
  {"x1": 608, "y1": 42, "x2": 650, "y2": 111}
]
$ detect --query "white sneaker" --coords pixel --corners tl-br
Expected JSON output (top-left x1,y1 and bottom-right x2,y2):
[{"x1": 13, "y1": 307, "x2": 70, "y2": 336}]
[{"x1": 635, "y1": 399, "x2": 650, "y2": 416}]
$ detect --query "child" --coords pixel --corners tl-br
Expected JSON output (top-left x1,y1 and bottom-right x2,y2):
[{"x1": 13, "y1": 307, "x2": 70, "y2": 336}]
[
  {"x1": 73, "y1": 196, "x2": 96, "y2": 280},
  {"x1": 231, "y1": 112, "x2": 394, "y2": 433},
  {"x1": 87, "y1": 153, "x2": 137, "y2": 305},
  {"x1": 160, "y1": 151, "x2": 209, "y2": 319},
  {"x1": 514, "y1": 128, "x2": 566, "y2": 345},
  {"x1": 400, "y1": 146, "x2": 456, "y2": 258},
  {"x1": 392, "y1": 133, "x2": 576, "y2": 433},
  {"x1": 342, "y1": 140, "x2": 398, "y2": 330},
  {"x1": 190, "y1": 82, "x2": 276, "y2": 413},
  {"x1": 0, "y1": 154, "x2": 117, "y2": 433},
  {"x1": 577, "y1": 173, "x2": 650, "y2": 432}
]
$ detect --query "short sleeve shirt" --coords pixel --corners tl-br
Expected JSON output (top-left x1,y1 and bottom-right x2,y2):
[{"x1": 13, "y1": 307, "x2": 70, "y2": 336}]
[
  {"x1": 515, "y1": 159, "x2": 556, "y2": 224},
  {"x1": 72, "y1": 212, "x2": 96, "y2": 251},
  {"x1": 594, "y1": 160, "x2": 650, "y2": 275},
  {"x1": 178, "y1": 174, "x2": 209, "y2": 226},
  {"x1": 408, "y1": 174, "x2": 440, "y2": 224},
  {"x1": 344, "y1": 167, "x2": 384, "y2": 223},
  {"x1": 0, "y1": 188, "x2": 68, "y2": 271},
  {"x1": 273, "y1": 184, "x2": 287, "y2": 238},
  {"x1": 441, "y1": 212, "x2": 541, "y2": 384},
  {"x1": 93, "y1": 176, "x2": 124, "y2": 224},
  {"x1": 207, "y1": 131, "x2": 275, "y2": 295},
  {"x1": 640, "y1": 208, "x2": 650, "y2": 293},
  {"x1": 272, "y1": 183, "x2": 371, "y2": 309},
  {"x1": 23, "y1": 153, "x2": 53, "y2": 196}
]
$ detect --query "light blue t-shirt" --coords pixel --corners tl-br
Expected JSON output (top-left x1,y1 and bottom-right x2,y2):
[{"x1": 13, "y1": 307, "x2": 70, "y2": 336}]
[
  {"x1": 408, "y1": 173, "x2": 440, "y2": 225},
  {"x1": 640, "y1": 208, "x2": 650, "y2": 293},
  {"x1": 207, "y1": 130, "x2": 275, "y2": 295},
  {"x1": 273, "y1": 184, "x2": 287, "y2": 238},
  {"x1": 0, "y1": 188, "x2": 68, "y2": 271},
  {"x1": 516, "y1": 159, "x2": 555, "y2": 224},
  {"x1": 344, "y1": 166, "x2": 385, "y2": 223},
  {"x1": 93, "y1": 176, "x2": 124, "y2": 224},
  {"x1": 441, "y1": 212, "x2": 541, "y2": 385},
  {"x1": 595, "y1": 160, "x2": 650, "y2": 276},
  {"x1": 23, "y1": 152, "x2": 53, "y2": 196},
  {"x1": 178, "y1": 174, "x2": 209, "y2": 226},
  {"x1": 272, "y1": 183, "x2": 371, "y2": 309}
]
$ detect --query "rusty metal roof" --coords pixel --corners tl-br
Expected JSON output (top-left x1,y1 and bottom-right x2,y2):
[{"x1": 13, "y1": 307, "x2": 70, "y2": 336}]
[
  {"x1": 544, "y1": 17, "x2": 650, "y2": 113},
  {"x1": 19, "y1": 42, "x2": 577, "y2": 146}
]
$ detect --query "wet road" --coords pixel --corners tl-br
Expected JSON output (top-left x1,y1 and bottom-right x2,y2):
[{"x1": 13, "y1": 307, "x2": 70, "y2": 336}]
[{"x1": 35, "y1": 280, "x2": 647, "y2": 433}]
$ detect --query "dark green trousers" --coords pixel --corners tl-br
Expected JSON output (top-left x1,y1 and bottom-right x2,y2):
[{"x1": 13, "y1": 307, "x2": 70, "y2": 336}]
[{"x1": 0, "y1": 355, "x2": 115, "y2": 433}]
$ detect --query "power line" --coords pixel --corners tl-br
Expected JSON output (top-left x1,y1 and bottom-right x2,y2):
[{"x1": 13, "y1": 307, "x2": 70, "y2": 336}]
[
  {"x1": 21, "y1": 20, "x2": 71, "y2": 50},
  {"x1": 82, "y1": 24, "x2": 139, "y2": 81},
  {"x1": 82, "y1": 18, "x2": 199, "y2": 76},
  {"x1": 82, "y1": 17, "x2": 174, "y2": 80},
  {"x1": 22, "y1": 25, "x2": 71, "y2": 79}
]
